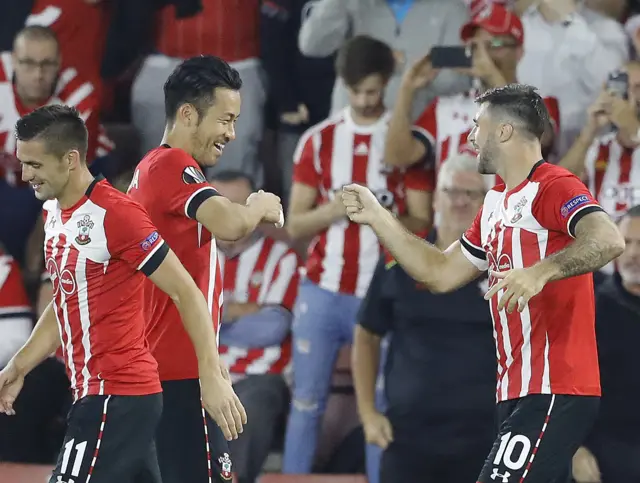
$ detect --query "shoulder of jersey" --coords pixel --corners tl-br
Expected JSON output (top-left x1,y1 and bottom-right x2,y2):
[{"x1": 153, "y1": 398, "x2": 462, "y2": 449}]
[
  {"x1": 532, "y1": 161, "x2": 577, "y2": 182},
  {"x1": 298, "y1": 109, "x2": 348, "y2": 142}
]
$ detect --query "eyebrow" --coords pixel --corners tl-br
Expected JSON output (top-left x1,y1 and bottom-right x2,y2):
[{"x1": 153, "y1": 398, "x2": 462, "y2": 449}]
[{"x1": 19, "y1": 159, "x2": 41, "y2": 166}]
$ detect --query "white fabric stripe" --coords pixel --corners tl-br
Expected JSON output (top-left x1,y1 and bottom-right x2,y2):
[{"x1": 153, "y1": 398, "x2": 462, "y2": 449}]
[
  {"x1": 65, "y1": 82, "x2": 94, "y2": 108},
  {"x1": 537, "y1": 231, "x2": 551, "y2": 393},
  {"x1": 245, "y1": 346, "x2": 282, "y2": 374},
  {"x1": 511, "y1": 228, "x2": 533, "y2": 398},
  {"x1": 85, "y1": 395, "x2": 111, "y2": 483},
  {"x1": 57, "y1": 241, "x2": 78, "y2": 401},
  {"x1": 0, "y1": 306, "x2": 32, "y2": 316},
  {"x1": 320, "y1": 122, "x2": 352, "y2": 292},
  {"x1": 234, "y1": 238, "x2": 263, "y2": 302},
  {"x1": 497, "y1": 226, "x2": 512, "y2": 401},
  {"x1": 137, "y1": 239, "x2": 165, "y2": 271},
  {"x1": 459, "y1": 242, "x2": 487, "y2": 271},
  {"x1": 520, "y1": 395, "x2": 556, "y2": 481},
  {"x1": 184, "y1": 186, "x2": 217, "y2": 218},
  {"x1": 461, "y1": 233, "x2": 484, "y2": 251},
  {"x1": 54, "y1": 68, "x2": 78, "y2": 96},
  {"x1": 206, "y1": 236, "x2": 219, "y2": 346},
  {"x1": 76, "y1": 254, "x2": 94, "y2": 399},
  {"x1": 264, "y1": 252, "x2": 298, "y2": 305},
  {"x1": 198, "y1": 390, "x2": 214, "y2": 483},
  {"x1": 257, "y1": 242, "x2": 288, "y2": 303},
  {"x1": 1, "y1": 52, "x2": 13, "y2": 78}
]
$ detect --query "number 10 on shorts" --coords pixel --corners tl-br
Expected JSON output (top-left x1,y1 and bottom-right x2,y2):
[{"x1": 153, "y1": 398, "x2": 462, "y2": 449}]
[{"x1": 493, "y1": 432, "x2": 532, "y2": 470}]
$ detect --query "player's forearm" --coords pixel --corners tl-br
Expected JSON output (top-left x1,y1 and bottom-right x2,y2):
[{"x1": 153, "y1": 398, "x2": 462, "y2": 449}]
[
  {"x1": 286, "y1": 203, "x2": 343, "y2": 240},
  {"x1": 218, "y1": 203, "x2": 265, "y2": 241},
  {"x1": 370, "y1": 209, "x2": 446, "y2": 290},
  {"x1": 172, "y1": 288, "x2": 223, "y2": 377},
  {"x1": 533, "y1": 220, "x2": 625, "y2": 282},
  {"x1": 11, "y1": 302, "x2": 61, "y2": 376},
  {"x1": 352, "y1": 326, "x2": 382, "y2": 419},
  {"x1": 385, "y1": 84, "x2": 419, "y2": 167},
  {"x1": 558, "y1": 127, "x2": 597, "y2": 177}
]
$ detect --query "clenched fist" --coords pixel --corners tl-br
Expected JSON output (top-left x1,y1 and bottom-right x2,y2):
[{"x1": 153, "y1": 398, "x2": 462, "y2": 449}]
[
  {"x1": 247, "y1": 190, "x2": 284, "y2": 228},
  {"x1": 341, "y1": 184, "x2": 385, "y2": 225}
]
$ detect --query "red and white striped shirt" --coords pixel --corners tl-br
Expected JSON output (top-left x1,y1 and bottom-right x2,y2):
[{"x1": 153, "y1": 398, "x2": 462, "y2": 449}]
[
  {"x1": 43, "y1": 179, "x2": 166, "y2": 400},
  {"x1": 128, "y1": 145, "x2": 224, "y2": 381},
  {"x1": 156, "y1": 0, "x2": 259, "y2": 61},
  {"x1": 0, "y1": 52, "x2": 113, "y2": 185},
  {"x1": 293, "y1": 108, "x2": 433, "y2": 297},
  {"x1": 0, "y1": 249, "x2": 31, "y2": 320},
  {"x1": 460, "y1": 161, "x2": 602, "y2": 402},
  {"x1": 585, "y1": 132, "x2": 640, "y2": 219},
  {"x1": 218, "y1": 236, "x2": 300, "y2": 375},
  {"x1": 414, "y1": 88, "x2": 561, "y2": 169}
]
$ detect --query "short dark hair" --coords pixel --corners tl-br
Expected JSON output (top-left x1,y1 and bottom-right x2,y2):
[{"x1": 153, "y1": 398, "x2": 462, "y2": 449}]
[
  {"x1": 164, "y1": 55, "x2": 242, "y2": 122},
  {"x1": 14, "y1": 25, "x2": 59, "y2": 49},
  {"x1": 475, "y1": 84, "x2": 549, "y2": 141},
  {"x1": 210, "y1": 170, "x2": 256, "y2": 191},
  {"x1": 15, "y1": 105, "x2": 88, "y2": 160},
  {"x1": 336, "y1": 35, "x2": 395, "y2": 87}
]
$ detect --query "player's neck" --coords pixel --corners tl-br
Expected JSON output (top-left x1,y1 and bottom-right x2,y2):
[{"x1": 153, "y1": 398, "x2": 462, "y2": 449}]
[
  {"x1": 57, "y1": 168, "x2": 95, "y2": 210},
  {"x1": 500, "y1": 145, "x2": 543, "y2": 191},
  {"x1": 161, "y1": 129, "x2": 194, "y2": 157}
]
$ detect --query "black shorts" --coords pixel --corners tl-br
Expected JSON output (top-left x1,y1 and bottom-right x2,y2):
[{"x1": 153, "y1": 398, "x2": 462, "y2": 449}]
[
  {"x1": 477, "y1": 394, "x2": 599, "y2": 483},
  {"x1": 156, "y1": 378, "x2": 232, "y2": 483},
  {"x1": 49, "y1": 393, "x2": 162, "y2": 483}
]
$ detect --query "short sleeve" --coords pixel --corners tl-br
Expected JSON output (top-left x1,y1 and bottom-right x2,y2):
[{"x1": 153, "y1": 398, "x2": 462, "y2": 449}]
[
  {"x1": 292, "y1": 131, "x2": 321, "y2": 187},
  {"x1": 533, "y1": 175, "x2": 604, "y2": 238},
  {"x1": 357, "y1": 257, "x2": 393, "y2": 336},
  {"x1": 106, "y1": 200, "x2": 169, "y2": 276},
  {"x1": 263, "y1": 251, "x2": 301, "y2": 311},
  {"x1": 149, "y1": 149, "x2": 220, "y2": 219},
  {"x1": 411, "y1": 100, "x2": 437, "y2": 157},
  {"x1": 403, "y1": 158, "x2": 435, "y2": 192},
  {"x1": 460, "y1": 207, "x2": 488, "y2": 271}
]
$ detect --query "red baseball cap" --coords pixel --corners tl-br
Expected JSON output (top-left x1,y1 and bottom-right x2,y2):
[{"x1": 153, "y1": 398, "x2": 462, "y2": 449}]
[{"x1": 460, "y1": 3, "x2": 524, "y2": 45}]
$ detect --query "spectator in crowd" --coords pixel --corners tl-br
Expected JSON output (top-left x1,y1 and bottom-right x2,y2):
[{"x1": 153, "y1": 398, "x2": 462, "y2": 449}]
[
  {"x1": 560, "y1": 60, "x2": 640, "y2": 219},
  {"x1": 282, "y1": 35, "x2": 432, "y2": 475},
  {"x1": 513, "y1": 0, "x2": 628, "y2": 154},
  {"x1": 353, "y1": 152, "x2": 495, "y2": 483},
  {"x1": 572, "y1": 205, "x2": 640, "y2": 483},
  {"x1": 298, "y1": 0, "x2": 471, "y2": 119},
  {"x1": 384, "y1": 4, "x2": 560, "y2": 185},
  {"x1": 211, "y1": 171, "x2": 301, "y2": 483},
  {"x1": 260, "y1": 0, "x2": 336, "y2": 203},
  {"x1": 130, "y1": 0, "x2": 265, "y2": 182},
  {"x1": 0, "y1": 245, "x2": 70, "y2": 464}
]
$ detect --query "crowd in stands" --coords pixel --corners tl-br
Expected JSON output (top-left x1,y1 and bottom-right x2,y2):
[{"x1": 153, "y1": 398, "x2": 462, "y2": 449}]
[{"x1": 2, "y1": 1, "x2": 640, "y2": 482}]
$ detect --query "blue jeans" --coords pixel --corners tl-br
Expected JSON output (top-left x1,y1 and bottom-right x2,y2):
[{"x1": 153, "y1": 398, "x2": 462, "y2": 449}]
[{"x1": 282, "y1": 280, "x2": 362, "y2": 473}]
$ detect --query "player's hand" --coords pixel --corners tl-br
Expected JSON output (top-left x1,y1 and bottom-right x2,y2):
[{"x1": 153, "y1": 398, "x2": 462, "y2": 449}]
[
  {"x1": 200, "y1": 372, "x2": 247, "y2": 441},
  {"x1": 0, "y1": 363, "x2": 25, "y2": 415},
  {"x1": 572, "y1": 446, "x2": 601, "y2": 483},
  {"x1": 361, "y1": 411, "x2": 394, "y2": 449},
  {"x1": 585, "y1": 90, "x2": 612, "y2": 135},
  {"x1": 484, "y1": 267, "x2": 548, "y2": 314},
  {"x1": 607, "y1": 95, "x2": 640, "y2": 141},
  {"x1": 247, "y1": 190, "x2": 284, "y2": 228},
  {"x1": 341, "y1": 184, "x2": 385, "y2": 225},
  {"x1": 401, "y1": 53, "x2": 439, "y2": 91}
]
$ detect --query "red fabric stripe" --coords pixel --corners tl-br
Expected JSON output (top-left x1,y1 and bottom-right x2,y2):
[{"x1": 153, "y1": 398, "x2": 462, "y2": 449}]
[
  {"x1": 247, "y1": 238, "x2": 275, "y2": 302},
  {"x1": 594, "y1": 142, "x2": 610, "y2": 201}
]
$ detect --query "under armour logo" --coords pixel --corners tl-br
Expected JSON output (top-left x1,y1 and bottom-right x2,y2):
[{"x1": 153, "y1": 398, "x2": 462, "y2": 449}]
[{"x1": 491, "y1": 468, "x2": 511, "y2": 482}]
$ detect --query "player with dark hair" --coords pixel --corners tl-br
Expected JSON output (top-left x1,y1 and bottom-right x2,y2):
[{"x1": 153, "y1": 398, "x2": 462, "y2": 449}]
[
  {"x1": 128, "y1": 55, "x2": 283, "y2": 483},
  {"x1": 0, "y1": 105, "x2": 239, "y2": 483},
  {"x1": 341, "y1": 84, "x2": 626, "y2": 483}
]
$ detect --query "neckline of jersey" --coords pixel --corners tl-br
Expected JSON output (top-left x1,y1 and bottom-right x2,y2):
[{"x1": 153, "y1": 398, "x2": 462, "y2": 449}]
[
  {"x1": 505, "y1": 159, "x2": 545, "y2": 195},
  {"x1": 60, "y1": 176, "x2": 104, "y2": 213}
]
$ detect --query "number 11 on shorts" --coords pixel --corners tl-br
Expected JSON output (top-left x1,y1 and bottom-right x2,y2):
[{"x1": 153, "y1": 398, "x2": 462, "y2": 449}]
[
  {"x1": 60, "y1": 438, "x2": 88, "y2": 479},
  {"x1": 493, "y1": 432, "x2": 532, "y2": 470}
]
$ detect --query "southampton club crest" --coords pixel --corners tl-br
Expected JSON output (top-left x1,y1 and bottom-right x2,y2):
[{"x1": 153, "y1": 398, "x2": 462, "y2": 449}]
[
  {"x1": 218, "y1": 452, "x2": 233, "y2": 480},
  {"x1": 75, "y1": 215, "x2": 94, "y2": 245}
]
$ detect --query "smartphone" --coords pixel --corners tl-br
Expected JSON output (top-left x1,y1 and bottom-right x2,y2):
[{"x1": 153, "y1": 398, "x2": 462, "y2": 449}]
[
  {"x1": 430, "y1": 46, "x2": 473, "y2": 69},
  {"x1": 606, "y1": 70, "x2": 628, "y2": 99}
]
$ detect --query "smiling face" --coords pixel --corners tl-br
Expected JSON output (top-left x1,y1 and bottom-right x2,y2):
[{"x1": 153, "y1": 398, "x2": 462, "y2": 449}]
[
  {"x1": 17, "y1": 138, "x2": 72, "y2": 201},
  {"x1": 186, "y1": 87, "x2": 241, "y2": 166}
]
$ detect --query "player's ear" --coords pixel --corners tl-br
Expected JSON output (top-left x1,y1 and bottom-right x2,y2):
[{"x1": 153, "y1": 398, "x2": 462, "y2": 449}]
[
  {"x1": 498, "y1": 123, "x2": 514, "y2": 143},
  {"x1": 177, "y1": 103, "x2": 199, "y2": 127},
  {"x1": 65, "y1": 149, "x2": 82, "y2": 170}
]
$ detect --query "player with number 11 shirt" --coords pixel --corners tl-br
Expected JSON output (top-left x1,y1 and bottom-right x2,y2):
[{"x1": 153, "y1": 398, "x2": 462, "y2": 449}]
[
  {"x1": 128, "y1": 55, "x2": 284, "y2": 483},
  {"x1": 341, "y1": 85, "x2": 626, "y2": 483},
  {"x1": 0, "y1": 105, "x2": 232, "y2": 483}
]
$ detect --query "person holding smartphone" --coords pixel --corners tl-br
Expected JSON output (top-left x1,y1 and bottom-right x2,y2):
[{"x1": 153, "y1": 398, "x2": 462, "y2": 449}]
[{"x1": 384, "y1": 3, "x2": 560, "y2": 191}]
